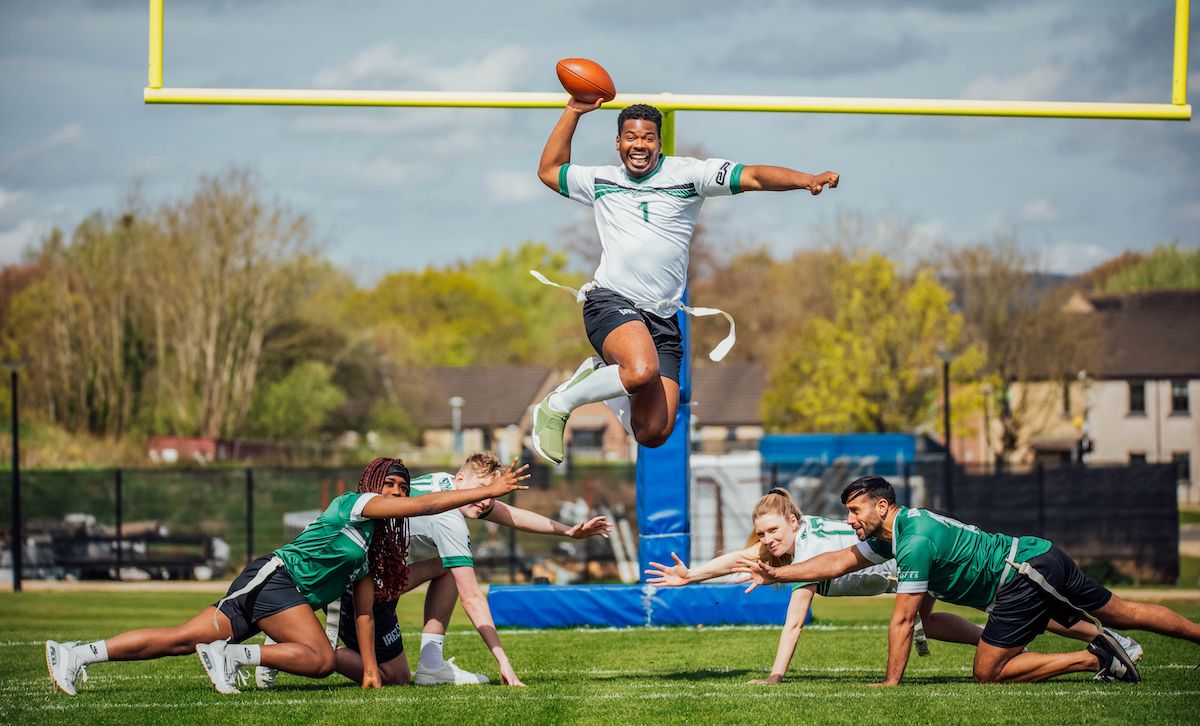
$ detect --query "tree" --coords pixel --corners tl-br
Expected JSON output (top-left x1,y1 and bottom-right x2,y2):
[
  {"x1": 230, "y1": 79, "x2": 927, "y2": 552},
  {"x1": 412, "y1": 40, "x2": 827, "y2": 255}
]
[
  {"x1": 939, "y1": 240, "x2": 1098, "y2": 463},
  {"x1": 245, "y1": 361, "x2": 346, "y2": 440},
  {"x1": 1101, "y1": 242, "x2": 1200, "y2": 293},
  {"x1": 764, "y1": 253, "x2": 983, "y2": 434}
]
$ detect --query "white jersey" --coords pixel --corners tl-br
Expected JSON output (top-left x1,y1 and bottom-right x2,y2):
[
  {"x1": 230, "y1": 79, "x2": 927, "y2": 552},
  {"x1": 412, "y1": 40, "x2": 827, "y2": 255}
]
[
  {"x1": 559, "y1": 156, "x2": 743, "y2": 317},
  {"x1": 407, "y1": 472, "x2": 474, "y2": 569},
  {"x1": 790, "y1": 515, "x2": 897, "y2": 597}
]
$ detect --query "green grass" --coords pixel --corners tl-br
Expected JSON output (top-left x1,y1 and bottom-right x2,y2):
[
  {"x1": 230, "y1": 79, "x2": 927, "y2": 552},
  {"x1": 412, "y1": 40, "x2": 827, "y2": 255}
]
[
  {"x1": 1180, "y1": 508, "x2": 1200, "y2": 525},
  {"x1": 2, "y1": 591, "x2": 1199, "y2": 725}
]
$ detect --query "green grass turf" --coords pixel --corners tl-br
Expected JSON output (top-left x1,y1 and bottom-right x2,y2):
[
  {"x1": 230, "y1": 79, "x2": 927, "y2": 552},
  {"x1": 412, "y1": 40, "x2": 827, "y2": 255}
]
[
  {"x1": 2, "y1": 591, "x2": 1198, "y2": 725},
  {"x1": 1180, "y1": 508, "x2": 1200, "y2": 525}
]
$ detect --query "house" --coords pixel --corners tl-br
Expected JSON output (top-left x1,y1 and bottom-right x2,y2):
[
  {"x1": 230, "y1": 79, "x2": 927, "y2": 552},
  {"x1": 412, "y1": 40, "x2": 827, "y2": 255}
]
[
  {"x1": 415, "y1": 366, "x2": 556, "y2": 459},
  {"x1": 1075, "y1": 291, "x2": 1199, "y2": 503},
  {"x1": 975, "y1": 290, "x2": 1199, "y2": 503},
  {"x1": 691, "y1": 362, "x2": 769, "y2": 454}
]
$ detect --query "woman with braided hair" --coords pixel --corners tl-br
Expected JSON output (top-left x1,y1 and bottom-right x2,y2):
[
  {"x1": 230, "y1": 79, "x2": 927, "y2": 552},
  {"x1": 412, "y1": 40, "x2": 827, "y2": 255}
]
[{"x1": 45, "y1": 457, "x2": 529, "y2": 696}]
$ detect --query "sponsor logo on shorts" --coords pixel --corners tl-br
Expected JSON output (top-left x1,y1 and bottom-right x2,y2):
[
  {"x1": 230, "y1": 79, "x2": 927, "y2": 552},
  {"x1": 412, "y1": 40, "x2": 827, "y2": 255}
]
[
  {"x1": 382, "y1": 626, "x2": 402, "y2": 647},
  {"x1": 618, "y1": 308, "x2": 638, "y2": 316}
]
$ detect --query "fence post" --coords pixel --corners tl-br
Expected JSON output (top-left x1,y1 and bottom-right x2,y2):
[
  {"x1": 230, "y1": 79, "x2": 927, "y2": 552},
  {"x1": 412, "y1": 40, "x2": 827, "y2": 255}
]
[
  {"x1": 114, "y1": 469, "x2": 123, "y2": 581},
  {"x1": 1036, "y1": 462, "x2": 1046, "y2": 537},
  {"x1": 245, "y1": 468, "x2": 254, "y2": 564},
  {"x1": 903, "y1": 461, "x2": 912, "y2": 507}
]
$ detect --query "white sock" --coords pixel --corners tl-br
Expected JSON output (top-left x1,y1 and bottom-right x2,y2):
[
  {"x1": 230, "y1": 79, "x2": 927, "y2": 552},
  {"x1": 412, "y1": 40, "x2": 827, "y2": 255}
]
[
  {"x1": 419, "y1": 633, "x2": 446, "y2": 669},
  {"x1": 230, "y1": 643, "x2": 261, "y2": 667},
  {"x1": 603, "y1": 395, "x2": 634, "y2": 436},
  {"x1": 548, "y1": 364, "x2": 628, "y2": 414},
  {"x1": 73, "y1": 641, "x2": 108, "y2": 665}
]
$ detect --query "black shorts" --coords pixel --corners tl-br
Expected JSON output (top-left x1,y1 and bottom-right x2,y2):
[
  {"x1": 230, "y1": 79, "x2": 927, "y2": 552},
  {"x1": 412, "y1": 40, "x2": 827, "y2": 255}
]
[
  {"x1": 336, "y1": 594, "x2": 405, "y2": 664},
  {"x1": 582, "y1": 287, "x2": 683, "y2": 383},
  {"x1": 216, "y1": 556, "x2": 309, "y2": 643},
  {"x1": 981, "y1": 546, "x2": 1113, "y2": 649}
]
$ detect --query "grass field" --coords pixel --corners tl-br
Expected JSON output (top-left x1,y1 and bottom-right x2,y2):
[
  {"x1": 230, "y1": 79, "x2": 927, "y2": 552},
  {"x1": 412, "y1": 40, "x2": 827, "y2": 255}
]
[{"x1": 2, "y1": 591, "x2": 1198, "y2": 725}]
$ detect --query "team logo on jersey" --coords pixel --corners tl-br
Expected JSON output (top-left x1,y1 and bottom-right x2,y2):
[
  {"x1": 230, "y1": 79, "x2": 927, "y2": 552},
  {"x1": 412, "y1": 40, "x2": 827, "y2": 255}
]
[
  {"x1": 898, "y1": 570, "x2": 922, "y2": 581},
  {"x1": 715, "y1": 161, "x2": 731, "y2": 185}
]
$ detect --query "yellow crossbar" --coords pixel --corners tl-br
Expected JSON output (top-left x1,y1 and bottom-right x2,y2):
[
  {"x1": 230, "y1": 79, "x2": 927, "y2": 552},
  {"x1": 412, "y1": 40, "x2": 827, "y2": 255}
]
[{"x1": 145, "y1": 0, "x2": 1191, "y2": 121}]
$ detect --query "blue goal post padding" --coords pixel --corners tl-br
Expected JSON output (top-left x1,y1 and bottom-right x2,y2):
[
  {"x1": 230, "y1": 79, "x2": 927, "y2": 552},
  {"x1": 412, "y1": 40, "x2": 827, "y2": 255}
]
[{"x1": 487, "y1": 583, "x2": 811, "y2": 628}]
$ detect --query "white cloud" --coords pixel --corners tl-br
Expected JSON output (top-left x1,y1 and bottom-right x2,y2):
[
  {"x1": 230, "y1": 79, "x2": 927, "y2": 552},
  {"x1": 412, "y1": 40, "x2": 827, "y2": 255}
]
[
  {"x1": 0, "y1": 219, "x2": 43, "y2": 264},
  {"x1": 959, "y1": 65, "x2": 1065, "y2": 101},
  {"x1": 1, "y1": 122, "x2": 86, "y2": 171},
  {"x1": 1022, "y1": 198, "x2": 1059, "y2": 222},
  {"x1": 312, "y1": 45, "x2": 532, "y2": 91},
  {"x1": 0, "y1": 187, "x2": 20, "y2": 211},
  {"x1": 1041, "y1": 241, "x2": 1111, "y2": 274},
  {"x1": 485, "y1": 170, "x2": 542, "y2": 204}
]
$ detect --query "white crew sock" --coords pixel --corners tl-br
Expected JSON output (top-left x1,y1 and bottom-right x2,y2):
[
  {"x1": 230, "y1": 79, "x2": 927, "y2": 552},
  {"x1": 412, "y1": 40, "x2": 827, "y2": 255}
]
[
  {"x1": 420, "y1": 633, "x2": 446, "y2": 669},
  {"x1": 548, "y1": 364, "x2": 629, "y2": 414},
  {"x1": 603, "y1": 396, "x2": 635, "y2": 436},
  {"x1": 73, "y1": 640, "x2": 109, "y2": 665},
  {"x1": 230, "y1": 643, "x2": 262, "y2": 667}
]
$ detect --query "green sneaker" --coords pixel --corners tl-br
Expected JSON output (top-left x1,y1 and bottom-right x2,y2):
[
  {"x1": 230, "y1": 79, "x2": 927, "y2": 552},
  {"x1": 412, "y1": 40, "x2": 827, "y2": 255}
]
[{"x1": 530, "y1": 357, "x2": 601, "y2": 464}]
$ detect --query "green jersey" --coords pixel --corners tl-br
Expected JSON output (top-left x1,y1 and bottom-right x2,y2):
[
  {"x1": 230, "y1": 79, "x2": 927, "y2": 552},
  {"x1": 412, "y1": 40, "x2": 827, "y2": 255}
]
[
  {"x1": 274, "y1": 491, "x2": 378, "y2": 608},
  {"x1": 856, "y1": 506, "x2": 1051, "y2": 610}
]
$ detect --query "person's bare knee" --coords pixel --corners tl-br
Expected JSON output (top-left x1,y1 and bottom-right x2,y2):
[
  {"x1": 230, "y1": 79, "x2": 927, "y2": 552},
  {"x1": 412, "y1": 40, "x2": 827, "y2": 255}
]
[
  {"x1": 380, "y1": 657, "x2": 410, "y2": 685},
  {"x1": 622, "y1": 359, "x2": 659, "y2": 391},
  {"x1": 314, "y1": 645, "x2": 337, "y2": 678}
]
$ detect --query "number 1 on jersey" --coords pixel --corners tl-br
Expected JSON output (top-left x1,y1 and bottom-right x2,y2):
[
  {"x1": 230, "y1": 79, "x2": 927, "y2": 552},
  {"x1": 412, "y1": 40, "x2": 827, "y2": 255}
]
[{"x1": 638, "y1": 201, "x2": 649, "y2": 222}]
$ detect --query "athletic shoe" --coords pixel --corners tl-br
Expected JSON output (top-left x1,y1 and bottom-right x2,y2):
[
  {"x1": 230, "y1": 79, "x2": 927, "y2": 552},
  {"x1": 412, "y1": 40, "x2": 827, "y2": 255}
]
[
  {"x1": 196, "y1": 639, "x2": 243, "y2": 694},
  {"x1": 45, "y1": 640, "x2": 88, "y2": 696},
  {"x1": 1106, "y1": 628, "x2": 1144, "y2": 663},
  {"x1": 1088, "y1": 630, "x2": 1141, "y2": 683},
  {"x1": 255, "y1": 635, "x2": 279, "y2": 689},
  {"x1": 530, "y1": 357, "x2": 601, "y2": 464},
  {"x1": 414, "y1": 657, "x2": 489, "y2": 685}
]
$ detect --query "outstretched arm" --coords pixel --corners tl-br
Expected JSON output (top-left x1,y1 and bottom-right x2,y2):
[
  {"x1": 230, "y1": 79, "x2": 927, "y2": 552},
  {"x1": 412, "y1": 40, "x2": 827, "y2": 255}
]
[
  {"x1": 750, "y1": 586, "x2": 816, "y2": 685},
  {"x1": 481, "y1": 502, "x2": 612, "y2": 540},
  {"x1": 645, "y1": 546, "x2": 759, "y2": 587},
  {"x1": 738, "y1": 165, "x2": 839, "y2": 195},
  {"x1": 450, "y1": 567, "x2": 525, "y2": 687},
  {"x1": 869, "y1": 593, "x2": 924, "y2": 687},
  {"x1": 734, "y1": 544, "x2": 872, "y2": 591},
  {"x1": 537, "y1": 98, "x2": 603, "y2": 190},
  {"x1": 362, "y1": 463, "x2": 529, "y2": 519}
]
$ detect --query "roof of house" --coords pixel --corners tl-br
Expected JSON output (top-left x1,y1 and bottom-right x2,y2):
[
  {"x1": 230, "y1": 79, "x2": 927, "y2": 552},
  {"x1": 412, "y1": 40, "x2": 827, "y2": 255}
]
[
  {"x1": 691, "y1": 362, "x2": 768, "y2": 426},
  {"x1": 413, "y1": 366, "x2": 554, "y2": 428},
  {"x1": 1083, "y1": 290, "x2": 1200, "y2": 378}
]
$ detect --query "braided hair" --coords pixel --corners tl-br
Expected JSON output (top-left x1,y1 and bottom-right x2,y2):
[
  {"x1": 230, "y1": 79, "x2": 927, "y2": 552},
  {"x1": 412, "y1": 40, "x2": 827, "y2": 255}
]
[
  {"x1": 744, "y1": 487, "x2": 804, "y2": 568},
  {"x1": 358, "y1": 457, "x2": 411, "y2": 601}
]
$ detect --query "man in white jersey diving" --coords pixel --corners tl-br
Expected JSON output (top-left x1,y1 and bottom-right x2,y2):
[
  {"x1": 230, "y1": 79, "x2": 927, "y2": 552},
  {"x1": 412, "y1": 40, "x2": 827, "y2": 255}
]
[
  {"x1": 530, "y1": 99, "x2": 839, "y2": 464},
  {"x1": 736, "y1": 476, "x2": 1200, "y2": 685}
]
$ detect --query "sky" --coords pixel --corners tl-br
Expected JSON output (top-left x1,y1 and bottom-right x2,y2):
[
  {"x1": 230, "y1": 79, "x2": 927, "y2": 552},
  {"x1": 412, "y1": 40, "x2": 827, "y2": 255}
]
[{"x1": 0, "y1": 0, "x2": 1197, "y2": 280}]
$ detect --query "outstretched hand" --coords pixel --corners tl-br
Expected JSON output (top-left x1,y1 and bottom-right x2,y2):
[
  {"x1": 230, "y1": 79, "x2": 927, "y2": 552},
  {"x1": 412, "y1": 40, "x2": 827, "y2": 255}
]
[
  {"x1": 732, "y1": 558, "x2": 777, "y2": 593},
  {"x1": 489, "y1": 460, "x2": 531, "y2": 497},
  {"x1": 644, "y1": 552, "x2": 690, "y2": 587},
  {"x1": 566, "y1": 515, "x2": 612, "y2": 540},
  {"x1": 807, "y1": 171, "x2": 839, "y2": 196}
]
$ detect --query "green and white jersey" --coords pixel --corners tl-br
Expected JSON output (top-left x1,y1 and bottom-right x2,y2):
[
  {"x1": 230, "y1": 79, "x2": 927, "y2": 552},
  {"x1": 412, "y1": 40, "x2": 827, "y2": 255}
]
[
  {"x1": 559, "y1": 156, "x2": 743, "y2": 317},
  {"x1": 790, "y1": 515, "x2": 897, "y2": 597},
  {"x1": 407, "y1": 472, "x2": 474, "y2": 569},
  {"x1": 274, "y1": 491, "x2": 378, "y2": 608},
  {"x1": 855, "y1": 507, "x2": 1053, "y2": 610}
]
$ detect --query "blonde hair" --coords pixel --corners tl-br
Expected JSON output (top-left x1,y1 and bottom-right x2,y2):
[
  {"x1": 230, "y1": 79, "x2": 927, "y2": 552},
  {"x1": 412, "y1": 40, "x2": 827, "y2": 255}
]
[
  {"x1": 461, "y1": 451, "x2": 504, "y2": 479},
  {"x1": 744, "y1": 487, "x2": 804, "y2": 567}
]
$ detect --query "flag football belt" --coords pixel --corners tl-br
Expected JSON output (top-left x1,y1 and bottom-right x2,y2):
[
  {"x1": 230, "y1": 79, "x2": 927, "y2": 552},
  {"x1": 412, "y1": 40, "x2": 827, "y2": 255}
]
[
  {"x1": 324, "y1": 596, "x2": 342, "y2": 648},
  {"x1": 530, "y1": 270, "x2": 737, "y2": 362},
  {"x1": 1004, "y1": 543, "x2": 1103, "y2": 629},
  {"x1": 213, "y1": 555, "x2": 285, "y2": 630}
]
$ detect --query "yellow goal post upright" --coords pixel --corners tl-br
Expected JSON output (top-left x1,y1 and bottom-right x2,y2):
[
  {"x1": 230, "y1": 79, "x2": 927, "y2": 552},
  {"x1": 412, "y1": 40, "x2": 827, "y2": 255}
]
[{"x1": 142, "y1": 0, "x2": 1191, "y2": 599}]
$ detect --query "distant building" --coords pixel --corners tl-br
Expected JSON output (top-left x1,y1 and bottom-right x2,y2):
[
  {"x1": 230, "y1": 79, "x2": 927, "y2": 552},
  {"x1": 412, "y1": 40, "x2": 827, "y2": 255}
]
[{"x1": 691, "y1": 362, "x2": 768, "y2": 454}]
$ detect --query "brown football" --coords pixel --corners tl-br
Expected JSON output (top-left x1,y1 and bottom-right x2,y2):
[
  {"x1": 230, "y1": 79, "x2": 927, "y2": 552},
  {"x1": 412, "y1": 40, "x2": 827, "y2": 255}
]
[{"x1": 556, "y1": 58, "x2": 616, "y2": 104}]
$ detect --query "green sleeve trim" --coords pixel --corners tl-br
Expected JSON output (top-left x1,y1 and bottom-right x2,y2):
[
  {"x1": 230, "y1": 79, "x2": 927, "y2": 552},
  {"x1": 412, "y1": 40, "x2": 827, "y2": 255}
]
[
  {"x1": 558, "y1": 163, "x2": 571, "y2": 197},
  {"x1": 441, "y1": 555, "x2": 474, "y2": 568},
  {"x1": 730, "y1": 163, "x2": 745, "y2": 194},
  {"x1": 791, "y1": 581, "x2": 818, "y2": 591}
]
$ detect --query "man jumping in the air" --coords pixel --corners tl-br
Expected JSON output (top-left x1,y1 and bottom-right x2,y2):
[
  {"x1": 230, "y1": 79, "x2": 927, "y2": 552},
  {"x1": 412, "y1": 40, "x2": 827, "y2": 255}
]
[{"x1": 530, "y1": 99, "x2": 839, "y2": 464}]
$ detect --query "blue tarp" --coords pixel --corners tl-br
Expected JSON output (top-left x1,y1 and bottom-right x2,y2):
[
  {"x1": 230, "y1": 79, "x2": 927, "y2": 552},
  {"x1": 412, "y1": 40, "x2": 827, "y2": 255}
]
[
  {"x1": 488, "y1": 583, "x2": 808, "y2": 628},
  {"x1": 760, "y1": 433, "x2": 916, "y2": 475}
]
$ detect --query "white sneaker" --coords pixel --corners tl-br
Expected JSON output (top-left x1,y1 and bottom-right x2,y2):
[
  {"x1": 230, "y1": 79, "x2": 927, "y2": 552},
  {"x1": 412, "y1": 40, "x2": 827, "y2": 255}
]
[
  {"x1": 45, "y1": 640, "x2": 88, "y2": 696},
  {"x1": 256, "y1": 635, "x2": 278, "y2": 689},
  {"x1": 414, "y1": 657, "x2": 489, "y2": 685},
  {"x1": 196, "y1": 639, "x2": 243, "y2": 694},
  {"x1": 1106, "y1": 628, "x2": 1144, "y2": 663}
]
